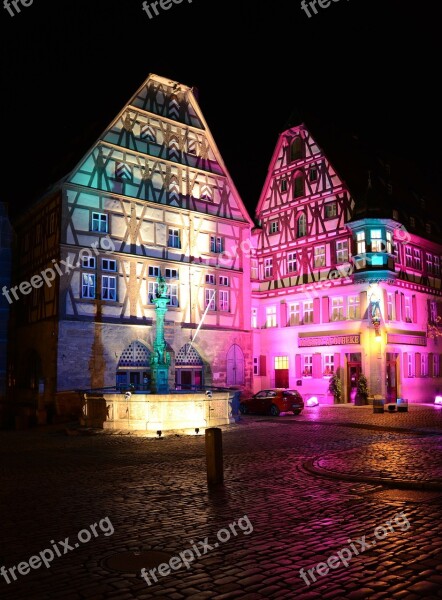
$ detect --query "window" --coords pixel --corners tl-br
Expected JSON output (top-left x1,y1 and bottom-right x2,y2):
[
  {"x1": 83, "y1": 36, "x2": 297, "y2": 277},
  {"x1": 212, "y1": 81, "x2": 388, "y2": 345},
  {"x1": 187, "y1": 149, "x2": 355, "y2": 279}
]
[
  {"x1": 356, "y1": 231, "x2": 366, "y2": 254},
  {"x1": 324, "y1": 202, "x2": 337, "y2": 219},
  {"x1": 264, "y1": 257, "x2": 273, "y2": 279},
  {"x1": 251, "y1": 259, "x2": 259, "y2": 280},
  {"x1": 168, "y1": 228, "x2": 181, "y2": 249},
  {"x1": 426, "y1": 253, "x2": 433, "y2": 275},
  {"x1": 253, "y1": 357, "x2": 259, "y2": 375},
  {"x1": 210, "y1": 236, "x2": 224, "y2": 253},
  {"x1": 82, "y1": 256, "x2": 96, "y2": 269},
  {"x1": 314, "y1": 245, "x2": 326, "y2": 268},
  {"x1": 405, "y1": 247, "x2": 413, "y2": 267},
  {"x1": 219, "y1": 292, "x2": 229, "y2": 314},
  {"x1": 205, "y1": 288, "x2": 216, "y2": 310},
  {"x1": 336, "y1": 240, "x2": 349, "y2": 264},
  {"x1": 404, "y1": 296, "x2": 412, "y2": 322},
  {"x1": 205, "y1": 274, "x2": 215, "y2": 285},
  {"x1": 303, "y1": 300, "x2": 313, "y2": 324},
  {"x1": 433, "y1": 354, "x2": 440, "y2": 378},
  {"x1": 331, "y1": 297, "x2": 344, "y2": 321},
  {"x1": 288, "y1": 302, "x2": 300, "y2": 326},
  {"x1": 266, "y1": 306, "x2": 277, "y2": 328},
  {"x1": 269, "y1": 220, "x2": 279, "y2": 234},
  {"x1": 280, "y1": 179, "x2": 288, "y2": 192},
  {"x1": 387, "y1": 293, "x2": 395, "y2": 320},
  {"x1": 148, "y1": 281, "x2": 159, "y2": 301},
  {"x1": 290, "y1": 137, "x2": 303, "y2": 161},
  {"x1": 102, "y1": 258, "x2": 116, "y2": 271},
  {"x1": 168, "y1": 284, "x2": 179, "y2": 307},
  {"x1": 435, "y1": 256, "x2": 440, "y2": 276},
  {"x1": 429, "y1": 301, "x2": 437, "y2": 323},
  {"x1": 409, "y1": 217, "x2": 415, "y2": 228},
  {"x1": 92, "y1": 212, "x2": 108, "y2": 233},
  {"x1": 393, "y1": 239, "x2": 400, "y2": 263},
  {"x1": 275, "y1": 356, "x2": 289, "y2": 369},
  {"x1": 102, "y1": 275, "x2": 117, "y2": 301},
  {"x1": 323, "y1": 354, "x2": 334, "y2": 376},
  {"x1": 386, "y1": 231, "x2": 392, "y2": 254},
  {"x1": 413, "y1": 248, "x2": 422, "y2": 270},
  {"x1": 251, "y1": 307, "x2": 258, "y2": 329},
  {"x1": 297, "y1": 213, "x2": 307, "y2": 237},
  {"x1": 82, "y1": 274, "x2": 95, "y2": 299},
  {"x1": 303, "y1": 355, "x2": 312, "y2": 376},
  {"x1": 293, "y1": 173, "x2": 304, "y2": 198},
  {"x1": 309, "y1": 167, "x2": 318, "y2": 182},
  {"x1": 148, "y1": 266, "x2": 160, "y2": 278},
  {"x1": 407, "y1": 353, "x2": 414, "y2": 377},
  {"x1": 371, "y1": 229, "x2": 383, "y2": 252},
  {"x1": 348, "y1": 296, "x2": 360, "y2": 319},
  {"x1": 421, "y1": 353, "x2": 428, "y2": 377},
  {"x1": 219, "y1": 276, "x2": 229, "y2": 286},
  {"x1": 165, "y1": 268, "x2": 178, "y2": 279},
  {"x1": 287, "y1": 252, "x2": 297, "y2": 273}
]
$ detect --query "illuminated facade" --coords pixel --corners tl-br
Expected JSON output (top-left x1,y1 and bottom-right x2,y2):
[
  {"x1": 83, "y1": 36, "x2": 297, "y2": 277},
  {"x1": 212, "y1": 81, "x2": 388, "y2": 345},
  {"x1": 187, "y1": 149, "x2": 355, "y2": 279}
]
[
  {"x1": 251, "y1": 123, "x2": 442, "y2": 403},
  {"x1": 10, "y1": 75, "x2": 253, "y2": 412}
]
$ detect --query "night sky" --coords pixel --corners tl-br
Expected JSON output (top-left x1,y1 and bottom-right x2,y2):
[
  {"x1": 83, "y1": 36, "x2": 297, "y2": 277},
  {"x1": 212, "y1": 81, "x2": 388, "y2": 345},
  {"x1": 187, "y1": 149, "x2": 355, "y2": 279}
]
[{"x1": 1, "y1": 0, "x2": 440, "y2": 219}]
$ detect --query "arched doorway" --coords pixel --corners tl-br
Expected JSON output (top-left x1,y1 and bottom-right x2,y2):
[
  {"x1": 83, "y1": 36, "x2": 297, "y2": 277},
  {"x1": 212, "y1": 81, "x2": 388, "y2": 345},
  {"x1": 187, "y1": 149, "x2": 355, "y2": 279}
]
[
  {"x1": 226, "y1": 344, "x2": 245, "y2": 386},
  {"x1": 175, "y1": 343, "x2": 204, "y2": 390},
  {"x1": 116, "y1": 341, "x2": 151, "y2": 391}
]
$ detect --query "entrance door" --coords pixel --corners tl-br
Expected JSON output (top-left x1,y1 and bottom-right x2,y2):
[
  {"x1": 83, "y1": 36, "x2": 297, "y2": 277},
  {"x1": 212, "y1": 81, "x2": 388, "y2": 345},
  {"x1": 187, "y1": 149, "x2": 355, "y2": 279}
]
[
  {"x1": 386, "y1": 360, "x2": 397, "y2": 402},
  {"x1": 275, "y1": 369, "x2": 289, "y2": 388},
  {"x1": 347, "y1": 363, "x2": 361, "y2": 403}
]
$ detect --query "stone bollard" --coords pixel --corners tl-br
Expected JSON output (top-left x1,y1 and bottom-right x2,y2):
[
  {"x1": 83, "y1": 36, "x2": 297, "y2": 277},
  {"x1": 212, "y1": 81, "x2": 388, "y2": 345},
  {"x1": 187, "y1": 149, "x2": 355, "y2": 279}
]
[{"x1": 205, "y1": 427, "x2": 224, "y2": 486}]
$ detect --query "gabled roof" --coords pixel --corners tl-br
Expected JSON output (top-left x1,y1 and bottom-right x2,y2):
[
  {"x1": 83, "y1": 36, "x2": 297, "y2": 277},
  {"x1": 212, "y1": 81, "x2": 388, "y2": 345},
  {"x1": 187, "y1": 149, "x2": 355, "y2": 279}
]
[{"x1": 259, "y1": 109, "x2": 441, "y2": 242}]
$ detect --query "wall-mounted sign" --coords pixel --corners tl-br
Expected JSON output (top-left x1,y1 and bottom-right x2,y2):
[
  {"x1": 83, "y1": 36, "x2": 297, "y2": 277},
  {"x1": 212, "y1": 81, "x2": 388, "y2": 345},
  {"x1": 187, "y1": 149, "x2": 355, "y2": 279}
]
[
  {"x1": 387, "y1": 334, "x2": 426, "y2": 346},
  {"x1": 298, "y1": 334, "x2": 360, "y2": 348}
]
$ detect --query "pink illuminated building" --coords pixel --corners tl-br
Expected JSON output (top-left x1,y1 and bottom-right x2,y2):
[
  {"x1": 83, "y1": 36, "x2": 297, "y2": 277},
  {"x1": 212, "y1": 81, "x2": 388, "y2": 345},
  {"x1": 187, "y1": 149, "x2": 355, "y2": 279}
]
[{"x1": 251, "y1": 120, "x2": 442, "y2": 404}]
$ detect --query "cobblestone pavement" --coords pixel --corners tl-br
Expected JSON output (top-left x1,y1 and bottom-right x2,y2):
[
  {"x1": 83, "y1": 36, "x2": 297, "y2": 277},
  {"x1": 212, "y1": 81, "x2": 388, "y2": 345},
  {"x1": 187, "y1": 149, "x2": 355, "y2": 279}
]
[{"x1": 1, "y1": 406, "x2": 442, "y2": 599}]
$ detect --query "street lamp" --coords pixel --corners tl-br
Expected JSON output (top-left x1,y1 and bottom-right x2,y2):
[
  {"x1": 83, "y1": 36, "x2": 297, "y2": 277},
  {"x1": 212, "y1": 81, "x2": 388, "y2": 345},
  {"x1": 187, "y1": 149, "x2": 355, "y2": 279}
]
[{"x1": 369, "y1": 285, "x2": 382, "y2": 338}]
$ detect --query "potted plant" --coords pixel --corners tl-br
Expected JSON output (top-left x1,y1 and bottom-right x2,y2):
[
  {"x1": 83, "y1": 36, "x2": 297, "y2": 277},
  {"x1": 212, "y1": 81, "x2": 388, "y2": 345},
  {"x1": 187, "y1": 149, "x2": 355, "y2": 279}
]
[
  {"x1": 355, "y1": 374, "x2": 369, "y2": 406},
  {"x1": 329, "y1": 372, "x2": 342, "y2": 403}
]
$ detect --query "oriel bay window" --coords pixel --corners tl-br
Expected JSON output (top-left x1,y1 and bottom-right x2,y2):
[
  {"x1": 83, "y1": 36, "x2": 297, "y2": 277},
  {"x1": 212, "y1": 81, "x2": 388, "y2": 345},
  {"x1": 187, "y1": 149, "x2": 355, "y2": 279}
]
[
  {"x1": 370, "y1": 229, "x2": 383, "y2": 252},
  {"x1": 356, "y1": 231, "x2": 366, "y2": 254}
]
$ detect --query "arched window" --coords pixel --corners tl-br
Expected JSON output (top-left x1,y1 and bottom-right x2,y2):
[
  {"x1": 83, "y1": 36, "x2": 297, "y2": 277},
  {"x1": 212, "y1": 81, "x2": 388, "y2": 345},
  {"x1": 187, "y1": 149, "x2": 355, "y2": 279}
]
[
  {"x1": 175, "y1": 343, "x2": 205, "y2": 390},
  {"x1": 297, "y1": 213, "x2": 307, "y2": 237},
  {"x1": 293, "y1": 172, "x2": 305, "y2": 198},
  {"x1": 290, "y1": 137, "x2": 304, "y2": 161},
  {"x1": 226, "y1": 344, "x2": 245, "y2": 386}
]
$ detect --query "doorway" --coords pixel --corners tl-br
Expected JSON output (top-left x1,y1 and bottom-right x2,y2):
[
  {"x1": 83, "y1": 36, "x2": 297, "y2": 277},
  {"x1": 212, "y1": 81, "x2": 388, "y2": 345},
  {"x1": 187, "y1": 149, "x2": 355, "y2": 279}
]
[
  {"x1": 386, "y1": 354, "x2": 397, "y2": 402},
  {"x1": 347, "y1": 363, "x2": 361, "y2": 403}
]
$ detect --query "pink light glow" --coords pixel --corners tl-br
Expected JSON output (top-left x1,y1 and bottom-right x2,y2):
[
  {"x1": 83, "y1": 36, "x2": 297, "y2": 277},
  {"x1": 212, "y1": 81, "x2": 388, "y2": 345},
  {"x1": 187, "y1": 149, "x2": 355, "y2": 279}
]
[
  {"x1": 435, "y1": 396, "x2": 442, "y2": 405},
  {"x1": 307, "y1": 397, "x2": 319, "y2": 407}
]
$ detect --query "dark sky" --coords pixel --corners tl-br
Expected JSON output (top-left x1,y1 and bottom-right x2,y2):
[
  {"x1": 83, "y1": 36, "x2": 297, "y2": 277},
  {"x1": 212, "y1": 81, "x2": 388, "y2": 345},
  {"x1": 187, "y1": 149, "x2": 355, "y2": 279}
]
[{"x1": 1, "y1": 0, "x2": 440, "y2": 219}]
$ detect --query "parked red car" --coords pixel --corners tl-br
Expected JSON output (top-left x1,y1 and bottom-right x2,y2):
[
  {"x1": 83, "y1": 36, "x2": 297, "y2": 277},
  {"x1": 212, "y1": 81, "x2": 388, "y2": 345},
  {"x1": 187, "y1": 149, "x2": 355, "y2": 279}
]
[{"x1": 239, "y1": 389, "x2": 304, "y2": 416}]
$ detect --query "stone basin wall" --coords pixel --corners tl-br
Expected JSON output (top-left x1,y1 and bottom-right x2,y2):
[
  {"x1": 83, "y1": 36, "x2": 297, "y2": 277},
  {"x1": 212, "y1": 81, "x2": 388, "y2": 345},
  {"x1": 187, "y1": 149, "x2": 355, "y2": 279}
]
[{"x1": 82, "y1": 392, "x2": 233, "y2": 432}]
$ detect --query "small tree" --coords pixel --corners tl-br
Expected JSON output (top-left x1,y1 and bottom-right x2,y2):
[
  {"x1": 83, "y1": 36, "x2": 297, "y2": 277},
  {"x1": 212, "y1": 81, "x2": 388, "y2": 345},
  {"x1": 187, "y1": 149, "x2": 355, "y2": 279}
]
[
  {"x1": 356, "y1": 374, "x2": 369, "y2": 402},
  {"x1": 329, "y1": 372, "x2": 342, "y2": 403}
]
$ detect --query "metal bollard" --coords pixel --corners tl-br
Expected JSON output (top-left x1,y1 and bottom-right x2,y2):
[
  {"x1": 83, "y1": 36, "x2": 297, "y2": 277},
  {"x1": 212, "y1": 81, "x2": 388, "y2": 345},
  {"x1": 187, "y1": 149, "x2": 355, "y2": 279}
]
[{"x1": 205, "y1": 427, "x2": 224, "y2": 486}]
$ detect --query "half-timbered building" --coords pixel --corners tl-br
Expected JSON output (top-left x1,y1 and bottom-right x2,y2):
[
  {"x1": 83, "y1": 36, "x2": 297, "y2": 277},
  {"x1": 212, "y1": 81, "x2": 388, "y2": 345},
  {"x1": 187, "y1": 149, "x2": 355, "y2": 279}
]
[
  {"x1": 251, "y1": 122, "x2": 442, "y2": 404},
  {"x1": 9, "y1": 74, "x2": 253, "y2": 413}
]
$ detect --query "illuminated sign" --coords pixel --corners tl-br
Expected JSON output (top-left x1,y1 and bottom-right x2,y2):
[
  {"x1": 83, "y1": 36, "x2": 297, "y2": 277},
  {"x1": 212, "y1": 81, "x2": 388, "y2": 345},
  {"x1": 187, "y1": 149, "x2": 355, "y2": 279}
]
[
  {"x1": 387, "y1": 334, "x2": 426, "y2": 346},
  {"x1": 298, "y1": 334, "x2": 360, "y2": 348}
]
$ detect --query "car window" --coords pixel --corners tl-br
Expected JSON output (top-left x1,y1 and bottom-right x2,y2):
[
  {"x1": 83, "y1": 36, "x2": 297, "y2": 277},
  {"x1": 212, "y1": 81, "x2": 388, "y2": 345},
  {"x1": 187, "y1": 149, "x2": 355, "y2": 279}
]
[{"x1": 268, "y1": 391, "x2": 277, "y2": 397}]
